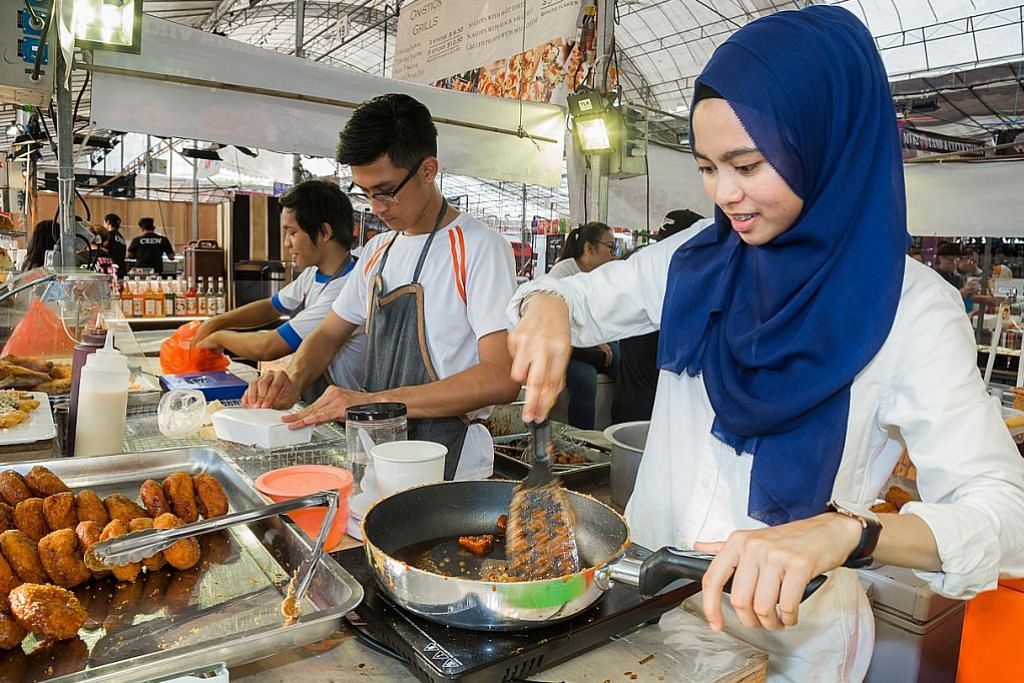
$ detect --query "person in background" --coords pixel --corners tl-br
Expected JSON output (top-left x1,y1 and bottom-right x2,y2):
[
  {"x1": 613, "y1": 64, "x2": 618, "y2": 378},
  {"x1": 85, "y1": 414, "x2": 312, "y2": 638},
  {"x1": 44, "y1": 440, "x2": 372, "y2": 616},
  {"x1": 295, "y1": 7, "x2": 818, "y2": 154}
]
[
  {"x1": 611, "y1": 209, "x2": 710, "y2": 424},
  {"x1": 21, "y1": 220, "x2": 57, "y2": 271},
  {"x1": 934, "y1": 242, "x2": 978, "y2": 306},
  {"x1": 243, "y1": 93, "x2": 520, "y2": 481},
  {"x1": 195, "y1": 180, "x2": 365, "y2": 402},
  {"x1": 907, "y1": 245, "x2": 924, "y2": 262},
  {"x1": 103, "y1": 213, "x2": 127, "y2": 279},
  {"x1": 957, "y1": 248, "x2": 984, "y2": 279},
  {"x1": 506, "y1": 7, "x2": 1024, "y2": 679},
  {"x1": 547, "y1": 221, "x2": 619, "y2": 429},
  {"x1": 127, "y1": 217, "x2": 174, "y2": 274}
]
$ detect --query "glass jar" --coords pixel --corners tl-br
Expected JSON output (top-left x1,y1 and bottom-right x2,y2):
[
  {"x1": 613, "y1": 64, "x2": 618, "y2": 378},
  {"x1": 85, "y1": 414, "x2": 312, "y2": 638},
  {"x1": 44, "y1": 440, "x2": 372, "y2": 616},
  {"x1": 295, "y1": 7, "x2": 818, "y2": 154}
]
[{"x1": 346, "y1": 402, "x2": 407, "y2": 497}]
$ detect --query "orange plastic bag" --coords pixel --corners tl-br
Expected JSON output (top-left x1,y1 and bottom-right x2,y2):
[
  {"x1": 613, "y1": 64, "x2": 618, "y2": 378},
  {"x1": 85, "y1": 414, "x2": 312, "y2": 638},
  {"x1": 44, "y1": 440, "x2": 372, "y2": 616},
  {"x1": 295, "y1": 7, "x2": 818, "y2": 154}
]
[
  {"x1": 159, "y1": 320, "x2": 230, "y2": 374},
  {"x1": 2, "y1": 300, "x2": 75, "y2": 357}
]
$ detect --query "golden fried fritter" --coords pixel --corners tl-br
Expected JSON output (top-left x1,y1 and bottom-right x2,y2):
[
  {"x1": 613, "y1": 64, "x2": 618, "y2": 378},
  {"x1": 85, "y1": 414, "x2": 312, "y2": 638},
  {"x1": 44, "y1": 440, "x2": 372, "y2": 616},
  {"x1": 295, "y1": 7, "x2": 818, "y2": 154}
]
[
  {"x1": 12, "y1": 498, "x2": 48, "y2": 542},
  {"x1": 75, "y1": 521, "x2": 108, "y2": 579},
  {"x1": 192, "y1": 473, "x2": 228, "y2": 518},
  {"x1": 22, "y1": 466, "x2": 69, "y2": 498},
  {"x1": 42, "y1": 491, "x2": 77, "y2": 531},
  {"x1": 48, "y1": 363, "x2": 73, "y2": 380},
  {"x1": 0, "y1": 609, "x2": 25, "y2": 650},
  {"x1": 0, "y1": 502, "x2": 13, "y2": 534},
  {"x1": 0, "y1": 471, "x2": 31, "y2": 507},
  {"x1": 139, "y1": 479, "x2": 172, "y2": 518},
  {"x1": 8, "y1": 583, "x2": 86, "y2": 640},
  {"x1": 37, "y1": 529, "x2": 90, "y2": 589},
  {"x1": 0, "y1": 551, "x2": 20, "y2": 599},
  {"x1": 33, "y1": 378, "x2": 72, "y2": 395},
  {"x1": 98, "y1": 520, "x2": 140, "y2": 583},
  {"x1": 162, "y1": 472, "x2": 199, "y2": 523},
  {"x1": 128, "y1": 517, "x2": 165, "y2": 572},
  {"x1": 152, "y1": 513, "x2": 200, "y2": 571},
  {"x1": 74, "y1": 489, "x2": 109, "y2": 526},
  {"x1": 0, "y1": 531, "x2": 46, "y2": 585},
  {"x1": 1, "y1": 356, "x2": 52, "y2": 376},
  {"x1": 102, "y1": 494, "x2": 149, "y2": 524}
]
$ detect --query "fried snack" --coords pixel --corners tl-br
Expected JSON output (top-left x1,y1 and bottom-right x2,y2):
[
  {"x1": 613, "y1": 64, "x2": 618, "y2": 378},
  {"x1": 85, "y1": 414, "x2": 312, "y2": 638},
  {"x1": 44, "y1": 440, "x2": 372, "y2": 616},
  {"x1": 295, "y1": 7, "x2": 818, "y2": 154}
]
[
  {"x1": 75, "y1": 521, "x2": 108, "y2": 579},
  {"x1": 139, "y1": 479, "x2": 172, "y2": 518},
  {"x1": 129, "y1": 517, "x2": 166, "y2": 572},
  {"x1": 884, "y1": 485, "x2": 915, "y2": 511},
  {"x1": 0, "y1": 551, "x2": 20, "y2": 599},
  {"x1": 42, "y1": 491, "x2": 77, "y2": 531},
  {"x1": 0, "y1": 608, "x2": 25, "y2": 650},
  {"x1": 98, "y1": 520, "x2": 141, "y2": 583},
  {"x1": 48, "y1": 363, "x2": 73, "y2": 380},
  {"x1": 13, "y1": 498, "x2": 48, "y2": 542},
  {"x1": 33, "y1": 378, "x2": 72, "y2": 394},
  {"x1": 870, "y1": 501, "x2": 899, "y2": 514},
  {"x1": 0, "y1": 531, "x2": 46, "y2": 585},
  {"x1": 0, "y1": 408, "x2": 27, "y2": 430},
  {"x1": 192, "y1": 473, "x2": 228, "y2": 518},
  {"x1": 162, "y1": 472, "x2": 199, "y2": 523},
  {"x1": 152, "y1": 513, "x2": 200, "y2": 571},
  {"x1": 0, "y1": 362, "x2": 51, "y2": 390},
  {"x1": 23, "y1": 466, "x2": 69, "y2": 497},
  {"x1": 1, "y1": 356, "x2": 53, "y2": 376},
  {"x1": 0, "y1": 471, "x2": 31, "y2": 507},
  {"x1": 8, "y1": 583, "x2": 87, "y2": 640},
  {"x1": 75, "y1": 489, "x2": 109, "y2": 526},
  {"x1": 0, "y1": 503, "x2": 13, "y2": 534},
  {"x1": 37, "y1": 529, "x2": 90, "y2": 589},
  {"x1": 0, "y1": 389, "x2": 39, "y2": 413},
  {"x1": 103, "y1": 494, "x2": 149, "y2": 523},
  {"x1": 458, "y1": 534, "x2": 495, "y2": 556}
]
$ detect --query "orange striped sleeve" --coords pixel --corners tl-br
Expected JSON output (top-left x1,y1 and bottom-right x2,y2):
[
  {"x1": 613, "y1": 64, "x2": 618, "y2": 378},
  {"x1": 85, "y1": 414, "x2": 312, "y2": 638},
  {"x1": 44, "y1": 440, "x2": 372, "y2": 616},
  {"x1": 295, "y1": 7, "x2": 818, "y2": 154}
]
[{"x1": 448, "y1": 229, "x2": 467, "y2": 305}]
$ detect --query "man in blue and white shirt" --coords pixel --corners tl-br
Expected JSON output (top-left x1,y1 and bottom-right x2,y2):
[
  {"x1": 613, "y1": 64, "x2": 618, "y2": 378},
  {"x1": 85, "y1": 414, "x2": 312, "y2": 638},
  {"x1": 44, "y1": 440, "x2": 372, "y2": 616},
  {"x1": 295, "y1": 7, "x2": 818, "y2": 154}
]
[{"x1": 196, "y1": 180, "x2": 365, "y2": 393}]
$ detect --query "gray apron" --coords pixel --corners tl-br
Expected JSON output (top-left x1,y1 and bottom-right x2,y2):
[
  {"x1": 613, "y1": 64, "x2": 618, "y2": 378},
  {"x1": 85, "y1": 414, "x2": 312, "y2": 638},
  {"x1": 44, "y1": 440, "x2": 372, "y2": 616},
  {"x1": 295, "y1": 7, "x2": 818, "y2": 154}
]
[
  {"x1": 364, "y1": 200, "x2": 472, "y2": 480},
  {"x1": 295, "y1": 255, "x2": 355, "y2": 406}
]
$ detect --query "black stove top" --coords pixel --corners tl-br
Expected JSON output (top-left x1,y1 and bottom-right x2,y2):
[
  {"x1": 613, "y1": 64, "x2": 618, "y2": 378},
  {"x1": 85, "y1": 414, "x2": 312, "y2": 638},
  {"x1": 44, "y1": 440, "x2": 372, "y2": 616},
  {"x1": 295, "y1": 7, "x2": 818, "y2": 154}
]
[{"x1": 332, "y1": 546, "x2": 700, "y2": 683}]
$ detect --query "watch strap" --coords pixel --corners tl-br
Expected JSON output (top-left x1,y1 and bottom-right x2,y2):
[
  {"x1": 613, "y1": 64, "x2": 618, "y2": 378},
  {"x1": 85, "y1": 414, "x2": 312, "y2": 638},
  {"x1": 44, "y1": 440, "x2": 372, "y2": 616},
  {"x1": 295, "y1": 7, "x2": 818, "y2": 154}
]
[{"x1": 827, "y1": 501, "x2": 882, "y2": 569}]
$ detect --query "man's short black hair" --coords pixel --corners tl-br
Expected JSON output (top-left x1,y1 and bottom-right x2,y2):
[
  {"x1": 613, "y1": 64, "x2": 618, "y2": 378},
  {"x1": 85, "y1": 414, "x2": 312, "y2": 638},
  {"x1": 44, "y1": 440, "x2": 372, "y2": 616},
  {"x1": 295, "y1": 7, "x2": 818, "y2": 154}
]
[
  {"x1": 104, "y1": 213, "x2": 121, "y2": 229},
  {"x1": 936, "y1": 242, "x2": 962, "y2": 258},
  {"x1": 336, "y1": 93, "x2": 438, "y2": 170},
  {"x1": 139, "y1": 217, "x2": 155, "y2": 230},
  {"x1": 279, "y1": 179, "x2": 354, "y2": 250}
]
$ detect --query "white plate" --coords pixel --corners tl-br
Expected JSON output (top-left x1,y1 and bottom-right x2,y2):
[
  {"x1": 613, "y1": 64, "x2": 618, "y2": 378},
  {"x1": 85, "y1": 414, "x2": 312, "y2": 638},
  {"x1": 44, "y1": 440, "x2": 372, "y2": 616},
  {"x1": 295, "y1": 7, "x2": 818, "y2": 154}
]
[{"x1": 0, "y1": 392, "x2": 56, "y2": 445}]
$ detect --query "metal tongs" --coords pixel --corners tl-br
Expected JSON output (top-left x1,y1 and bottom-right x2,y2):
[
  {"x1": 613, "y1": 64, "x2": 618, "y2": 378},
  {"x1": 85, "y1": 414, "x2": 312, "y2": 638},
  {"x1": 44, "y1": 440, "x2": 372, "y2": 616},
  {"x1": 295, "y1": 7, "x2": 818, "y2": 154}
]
[{"x1": 89, "y1": 490, "x2": 340, "y2": 610}]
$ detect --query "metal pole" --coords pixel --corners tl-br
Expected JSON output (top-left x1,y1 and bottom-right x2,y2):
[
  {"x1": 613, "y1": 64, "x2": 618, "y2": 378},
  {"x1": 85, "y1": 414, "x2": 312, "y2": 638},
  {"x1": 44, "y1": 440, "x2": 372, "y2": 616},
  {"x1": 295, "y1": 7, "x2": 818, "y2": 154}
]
[
  {"x1": 521, "y1": 183, "x2": 528, "y2": 275},
  {"x1": 292, "y1": 0, "x2": 306, "y2": 186},
  {"x1": 55, "y1": 49, "x2": 76, "y2": 269},
  {"x1": 591, "y1": 0, "x2": 614, "y2": 223},
  {"x1": 146, "y1": 134, "x2": 151, "y2": 199},
  {"x1": 191, "y1": 140, "x2": 199, "y2": 241}
]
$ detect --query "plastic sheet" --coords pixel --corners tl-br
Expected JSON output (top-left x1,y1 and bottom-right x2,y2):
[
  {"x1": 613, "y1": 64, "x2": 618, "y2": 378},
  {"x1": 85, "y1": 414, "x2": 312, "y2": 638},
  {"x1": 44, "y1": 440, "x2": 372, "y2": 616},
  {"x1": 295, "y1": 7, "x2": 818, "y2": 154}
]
[{"x1": 159, "y1": 321, "x2": 230, "y2": 374}]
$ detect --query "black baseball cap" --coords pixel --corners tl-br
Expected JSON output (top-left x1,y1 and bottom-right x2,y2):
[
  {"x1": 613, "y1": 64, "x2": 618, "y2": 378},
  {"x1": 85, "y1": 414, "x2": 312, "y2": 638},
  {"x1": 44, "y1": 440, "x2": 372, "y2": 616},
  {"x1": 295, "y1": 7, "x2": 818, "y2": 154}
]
[{"x1": 656, "y1": 209, "x2": 705, "y2": 240}]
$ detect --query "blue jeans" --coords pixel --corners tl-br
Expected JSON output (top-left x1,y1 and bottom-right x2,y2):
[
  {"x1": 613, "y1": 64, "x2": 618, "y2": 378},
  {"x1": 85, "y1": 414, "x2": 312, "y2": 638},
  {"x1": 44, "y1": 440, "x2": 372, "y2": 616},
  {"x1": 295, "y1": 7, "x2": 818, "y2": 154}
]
[{"x1": 565, "y1": 342, "x2": 620, "y2": 429}]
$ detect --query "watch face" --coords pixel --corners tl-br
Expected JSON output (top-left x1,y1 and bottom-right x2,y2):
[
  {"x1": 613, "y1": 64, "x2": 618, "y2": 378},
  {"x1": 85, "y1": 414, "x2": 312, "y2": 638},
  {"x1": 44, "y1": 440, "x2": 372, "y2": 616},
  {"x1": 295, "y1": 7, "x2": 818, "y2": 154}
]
[{"x1": 829, "y1": 501, "x2": 881, "y2": 525}]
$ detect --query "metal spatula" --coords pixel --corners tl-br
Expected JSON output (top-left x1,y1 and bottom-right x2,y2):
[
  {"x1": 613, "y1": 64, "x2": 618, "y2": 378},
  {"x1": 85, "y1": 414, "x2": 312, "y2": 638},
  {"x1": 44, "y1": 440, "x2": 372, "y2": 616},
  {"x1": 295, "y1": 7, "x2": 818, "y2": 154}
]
[{"x1": 506, "y1": 419, "x2": 581, "y2": 580}]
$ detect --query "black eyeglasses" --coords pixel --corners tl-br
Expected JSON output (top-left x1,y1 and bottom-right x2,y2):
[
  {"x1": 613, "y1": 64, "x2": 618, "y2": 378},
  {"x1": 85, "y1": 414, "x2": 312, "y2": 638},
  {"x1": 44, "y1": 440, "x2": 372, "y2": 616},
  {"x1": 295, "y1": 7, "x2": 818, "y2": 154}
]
[
  {"x1": 595, "y1": 240, "x2": 616, "y2": 252},
  {"x1": 348, "y1": 157, "x2": 426, "y2": 206}
]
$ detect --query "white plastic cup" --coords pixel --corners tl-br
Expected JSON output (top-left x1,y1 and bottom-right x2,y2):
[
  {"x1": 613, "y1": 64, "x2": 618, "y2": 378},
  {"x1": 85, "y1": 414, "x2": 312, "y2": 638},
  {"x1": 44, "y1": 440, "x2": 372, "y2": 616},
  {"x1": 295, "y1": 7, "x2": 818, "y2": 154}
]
[{"x1": 371, "y1": 440, "x2": 447, "y2": 497}]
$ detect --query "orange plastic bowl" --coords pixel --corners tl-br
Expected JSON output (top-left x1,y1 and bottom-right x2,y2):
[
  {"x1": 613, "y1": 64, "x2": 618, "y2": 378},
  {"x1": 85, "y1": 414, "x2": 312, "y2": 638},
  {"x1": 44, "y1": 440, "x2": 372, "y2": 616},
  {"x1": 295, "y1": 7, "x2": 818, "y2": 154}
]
[{"x1": 254, "y1": 465, "x2": 353, "y2": 551}]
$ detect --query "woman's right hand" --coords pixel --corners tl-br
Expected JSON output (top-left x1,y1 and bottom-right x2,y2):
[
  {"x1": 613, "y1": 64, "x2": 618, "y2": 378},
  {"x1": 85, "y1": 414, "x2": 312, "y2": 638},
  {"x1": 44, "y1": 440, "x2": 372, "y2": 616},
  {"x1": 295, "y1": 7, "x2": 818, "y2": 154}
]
[{"x1": 508, "y1": 293, "x2": 572, "y2": 422}]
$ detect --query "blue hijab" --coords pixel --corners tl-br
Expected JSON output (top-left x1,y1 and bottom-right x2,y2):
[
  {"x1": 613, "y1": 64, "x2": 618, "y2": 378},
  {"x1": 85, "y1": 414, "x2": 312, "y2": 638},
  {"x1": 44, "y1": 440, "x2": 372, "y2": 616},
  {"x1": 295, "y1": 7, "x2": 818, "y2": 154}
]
[{"x1": 657, "y1": 6, "x2": 909, "y2": 526}]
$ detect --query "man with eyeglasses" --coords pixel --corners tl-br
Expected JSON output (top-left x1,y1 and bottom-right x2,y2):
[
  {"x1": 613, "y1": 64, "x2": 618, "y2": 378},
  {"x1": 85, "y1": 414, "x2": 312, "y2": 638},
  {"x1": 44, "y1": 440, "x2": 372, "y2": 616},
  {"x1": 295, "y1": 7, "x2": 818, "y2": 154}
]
[{"x1": 243, "y1": 93, "x2": 521, "y2": 482}]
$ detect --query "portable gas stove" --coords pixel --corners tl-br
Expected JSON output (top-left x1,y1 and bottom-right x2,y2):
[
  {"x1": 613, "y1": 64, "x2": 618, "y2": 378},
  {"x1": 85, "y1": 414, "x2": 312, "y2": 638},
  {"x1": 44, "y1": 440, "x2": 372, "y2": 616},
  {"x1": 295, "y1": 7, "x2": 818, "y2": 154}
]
[{"x1": 332, "y1": 546, "x2": 701, "y2": 683}]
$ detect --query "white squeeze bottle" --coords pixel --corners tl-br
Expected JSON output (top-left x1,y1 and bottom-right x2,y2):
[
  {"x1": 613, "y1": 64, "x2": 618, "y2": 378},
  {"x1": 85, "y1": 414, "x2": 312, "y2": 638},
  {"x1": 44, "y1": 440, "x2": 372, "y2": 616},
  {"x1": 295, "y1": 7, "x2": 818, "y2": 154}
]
[{"x1": 74, "y1": 331, "x2": 130, "y2": 457}]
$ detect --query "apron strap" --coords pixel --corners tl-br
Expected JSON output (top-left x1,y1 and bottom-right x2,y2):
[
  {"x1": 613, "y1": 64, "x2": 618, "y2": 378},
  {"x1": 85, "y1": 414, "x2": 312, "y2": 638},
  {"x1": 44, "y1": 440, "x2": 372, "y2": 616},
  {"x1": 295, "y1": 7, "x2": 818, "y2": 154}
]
[{"x1": 374, "y1": 198, "x2": 450, "y2": 286}]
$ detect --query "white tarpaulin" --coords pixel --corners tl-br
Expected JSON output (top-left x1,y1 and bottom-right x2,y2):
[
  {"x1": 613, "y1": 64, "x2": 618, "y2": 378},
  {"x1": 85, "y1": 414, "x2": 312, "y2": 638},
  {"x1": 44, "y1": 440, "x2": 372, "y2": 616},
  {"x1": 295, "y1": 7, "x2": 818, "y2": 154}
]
[
  {"x1": 90, "y1": 17, "x2": 565, "y2": 187},
  {"x1": 905, "y1": 160, "x2": 1024, "y2": 237}
]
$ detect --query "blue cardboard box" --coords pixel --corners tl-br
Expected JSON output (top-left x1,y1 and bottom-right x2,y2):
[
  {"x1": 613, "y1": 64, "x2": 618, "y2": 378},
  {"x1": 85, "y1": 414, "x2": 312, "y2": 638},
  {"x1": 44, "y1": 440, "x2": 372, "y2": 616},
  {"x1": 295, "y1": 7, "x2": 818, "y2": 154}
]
[{"x1": 159, "y1": 371, "x2": 248, "y2": 401}]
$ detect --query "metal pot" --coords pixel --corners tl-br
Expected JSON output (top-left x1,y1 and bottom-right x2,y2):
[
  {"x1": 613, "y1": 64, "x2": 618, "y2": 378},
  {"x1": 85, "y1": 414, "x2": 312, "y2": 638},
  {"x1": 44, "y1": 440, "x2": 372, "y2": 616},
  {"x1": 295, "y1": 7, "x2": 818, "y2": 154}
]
[
  {"x1": 604, "y1": 421, "x2": 650, "y2": 508},
  {"x1": 361, "y1": 480, "x2": 825, "y2": 631}
]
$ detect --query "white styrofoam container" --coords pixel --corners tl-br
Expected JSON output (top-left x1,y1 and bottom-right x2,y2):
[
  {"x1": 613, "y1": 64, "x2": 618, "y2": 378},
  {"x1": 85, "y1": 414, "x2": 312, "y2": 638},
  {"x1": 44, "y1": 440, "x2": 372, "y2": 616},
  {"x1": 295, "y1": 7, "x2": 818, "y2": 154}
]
[{"x1": 211, "y1": 408, "x2": 313, "y2": 449}]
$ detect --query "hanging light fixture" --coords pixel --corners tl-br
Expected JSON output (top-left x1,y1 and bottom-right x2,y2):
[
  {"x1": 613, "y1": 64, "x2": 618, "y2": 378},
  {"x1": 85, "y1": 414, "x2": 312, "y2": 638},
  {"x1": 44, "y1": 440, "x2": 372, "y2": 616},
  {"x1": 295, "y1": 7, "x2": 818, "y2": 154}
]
[
  {"x1": 73, "y1": 0, "x2": 144, "y2": 53},
  {"x1": 567, "y1": 87, "x2": 618, "y2": 154}
]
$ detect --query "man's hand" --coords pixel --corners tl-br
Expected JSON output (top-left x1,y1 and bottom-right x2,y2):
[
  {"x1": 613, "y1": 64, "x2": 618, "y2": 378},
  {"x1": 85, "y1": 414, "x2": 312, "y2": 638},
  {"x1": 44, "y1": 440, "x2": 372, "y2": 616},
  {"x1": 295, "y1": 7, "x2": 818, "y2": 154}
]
[
  {"x1": 241, "y1": 370, "x2": 299, "y2": 409},
  {"x1": 195, "y1": 331, "x2": 225, "y2": 354},
  {"x1": 193, "y1": 317, "x2": 222, "y2": 345},
  {"x1": 693, "y1": 512, "x2": 860, "y2": 631},
  {"x1": 282, "y1": 386, "x2": 365, "y2": 430},
  {"x1": 598, "y1": 343, "x2": 614, "y2": 368}
]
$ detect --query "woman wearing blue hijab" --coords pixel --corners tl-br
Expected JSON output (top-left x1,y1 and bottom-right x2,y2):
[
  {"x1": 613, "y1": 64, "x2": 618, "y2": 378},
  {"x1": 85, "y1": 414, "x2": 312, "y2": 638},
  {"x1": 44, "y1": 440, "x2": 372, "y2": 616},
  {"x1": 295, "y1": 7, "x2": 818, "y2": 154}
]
[{"x1": 508, "y1": 5, "x2": 1024, "y2": 681}]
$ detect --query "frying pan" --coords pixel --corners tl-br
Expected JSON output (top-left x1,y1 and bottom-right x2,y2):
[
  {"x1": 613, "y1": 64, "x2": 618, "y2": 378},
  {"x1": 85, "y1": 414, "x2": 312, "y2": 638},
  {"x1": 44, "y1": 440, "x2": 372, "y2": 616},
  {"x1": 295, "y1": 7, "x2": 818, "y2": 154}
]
[{"x1": 361, "y1": 480, "x2": 827, "y2": 631}]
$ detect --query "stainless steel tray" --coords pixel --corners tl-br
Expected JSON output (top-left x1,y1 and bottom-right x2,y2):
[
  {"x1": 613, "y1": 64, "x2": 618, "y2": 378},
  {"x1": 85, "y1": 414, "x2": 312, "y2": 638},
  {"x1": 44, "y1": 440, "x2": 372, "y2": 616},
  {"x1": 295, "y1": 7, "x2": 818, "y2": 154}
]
[
  {"x1": 0, "y1": 448, "x2": 362, "y2": 682},
  {"x1": 492, "y1": 431, "x2": 611, "y2": 487}
]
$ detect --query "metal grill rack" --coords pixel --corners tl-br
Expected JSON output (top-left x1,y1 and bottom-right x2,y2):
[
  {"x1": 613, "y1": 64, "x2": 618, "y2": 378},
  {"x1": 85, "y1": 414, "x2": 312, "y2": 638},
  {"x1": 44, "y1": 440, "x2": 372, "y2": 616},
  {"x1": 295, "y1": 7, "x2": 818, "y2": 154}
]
[
  {"x1": 492, "y1": 424, "x2": 610, "y2": 487},
  {"x1": 122, "y1": 400, "x2": 347, "y2": 483}
]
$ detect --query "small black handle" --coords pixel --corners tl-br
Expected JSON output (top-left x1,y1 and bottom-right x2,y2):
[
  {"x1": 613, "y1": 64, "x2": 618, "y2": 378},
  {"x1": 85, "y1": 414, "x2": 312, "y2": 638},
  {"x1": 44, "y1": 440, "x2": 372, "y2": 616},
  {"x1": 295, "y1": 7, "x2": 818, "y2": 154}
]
[{"x1": 638, "y1": 547, "x2": 828, "y2": 602}]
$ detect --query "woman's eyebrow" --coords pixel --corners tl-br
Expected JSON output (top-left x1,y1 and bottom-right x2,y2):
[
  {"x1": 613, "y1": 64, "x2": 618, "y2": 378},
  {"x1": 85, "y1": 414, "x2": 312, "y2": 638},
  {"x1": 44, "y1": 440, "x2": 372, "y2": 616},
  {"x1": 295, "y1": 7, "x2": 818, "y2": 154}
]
[{"x1": 692, "y1": 146, "x2": 761, "y2": 162}]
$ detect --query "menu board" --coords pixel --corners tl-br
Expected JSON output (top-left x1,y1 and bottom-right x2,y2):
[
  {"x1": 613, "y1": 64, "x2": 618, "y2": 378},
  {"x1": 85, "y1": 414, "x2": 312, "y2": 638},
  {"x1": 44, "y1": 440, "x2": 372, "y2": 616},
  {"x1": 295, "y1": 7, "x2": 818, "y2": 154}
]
[{"x1": 394, "y1": 0, "x2": 584, "y2": 104}]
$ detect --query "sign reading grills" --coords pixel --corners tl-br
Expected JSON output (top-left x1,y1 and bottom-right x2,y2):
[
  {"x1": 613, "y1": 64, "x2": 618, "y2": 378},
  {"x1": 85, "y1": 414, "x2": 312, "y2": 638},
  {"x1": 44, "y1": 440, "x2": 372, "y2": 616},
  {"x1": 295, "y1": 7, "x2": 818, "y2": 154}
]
[{"x1": 393, "y1": 0, "x2": 583, "y2": 104}]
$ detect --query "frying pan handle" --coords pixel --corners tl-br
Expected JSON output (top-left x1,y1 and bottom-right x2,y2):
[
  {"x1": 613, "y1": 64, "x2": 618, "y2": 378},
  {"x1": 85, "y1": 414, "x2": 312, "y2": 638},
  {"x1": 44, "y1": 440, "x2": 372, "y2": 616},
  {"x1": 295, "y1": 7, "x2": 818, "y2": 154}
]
[{"x1": 638, "y1": 547, "x2": 828, "y2": 602}]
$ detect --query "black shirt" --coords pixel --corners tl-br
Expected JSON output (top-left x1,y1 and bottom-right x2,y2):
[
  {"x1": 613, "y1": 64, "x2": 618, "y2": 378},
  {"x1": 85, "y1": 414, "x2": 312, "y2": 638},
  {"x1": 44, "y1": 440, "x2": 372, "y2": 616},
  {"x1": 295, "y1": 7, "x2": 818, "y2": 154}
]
[
  {"x1": 611, "y1": 331, "x2": 661, "y2": 424},
  {"x1": 934, "y1": 268, "x2": 964, "y2": 291},
  {"x1": 106, "y1": 229, "x2": 127, "y2": 278},
  {"x1": 128, "y1": 232, "x2": 174, "y2": 274}
]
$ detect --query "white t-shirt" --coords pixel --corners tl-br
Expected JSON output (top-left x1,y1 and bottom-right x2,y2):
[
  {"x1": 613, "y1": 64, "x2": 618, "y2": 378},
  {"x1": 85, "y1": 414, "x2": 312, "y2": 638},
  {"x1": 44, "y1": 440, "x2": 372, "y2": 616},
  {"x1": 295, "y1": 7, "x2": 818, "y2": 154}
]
[
  {"x1": 272, "y1": 263, "x2": 366, "y2": 390},
  {"x1": 546, "y1": 257, "x2": 581, "y2": 279},
  {"x1": 508, "y1": 221, "x2": 1024, "y2": 682},
  {"x1": 333, "y1": 212, "x2": 517, "y2": 480}
]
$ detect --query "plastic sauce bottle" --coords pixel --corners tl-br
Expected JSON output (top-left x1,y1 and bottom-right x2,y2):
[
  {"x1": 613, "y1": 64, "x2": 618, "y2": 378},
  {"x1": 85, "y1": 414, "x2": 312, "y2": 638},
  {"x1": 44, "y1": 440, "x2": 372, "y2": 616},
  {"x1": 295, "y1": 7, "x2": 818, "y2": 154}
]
[{"x1": 74, "y1": 331, "x2": 130, "y2": 457}]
